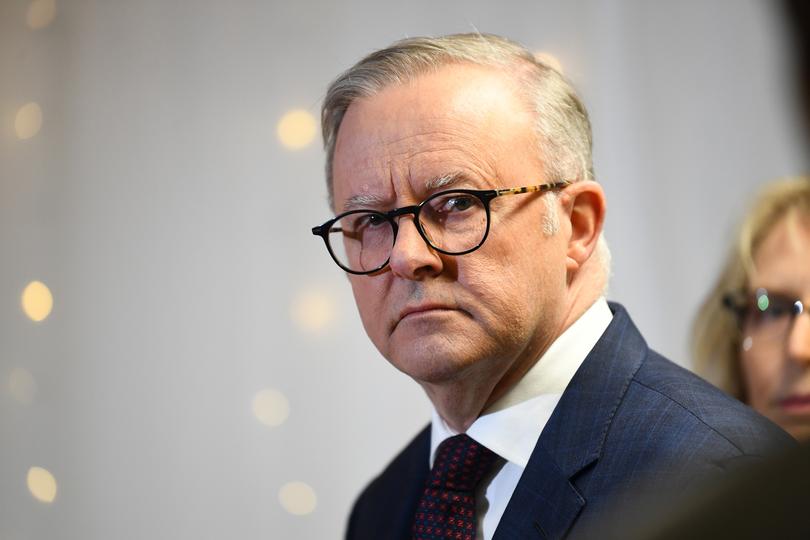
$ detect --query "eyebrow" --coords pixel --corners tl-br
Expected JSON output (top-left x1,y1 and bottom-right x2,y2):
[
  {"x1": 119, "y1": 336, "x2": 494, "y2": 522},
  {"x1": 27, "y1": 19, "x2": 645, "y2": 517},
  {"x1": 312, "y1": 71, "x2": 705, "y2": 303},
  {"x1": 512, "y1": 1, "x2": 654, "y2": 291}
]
[
  {"x1": 341, "y1": 172, "x2": 471, "y2": 213},
  {"x1": 424, "y1": 171, "x2": 466, "y2": 191},
  {"x1": 342, "y1": 193, "x2": 389, "y2": 212}
]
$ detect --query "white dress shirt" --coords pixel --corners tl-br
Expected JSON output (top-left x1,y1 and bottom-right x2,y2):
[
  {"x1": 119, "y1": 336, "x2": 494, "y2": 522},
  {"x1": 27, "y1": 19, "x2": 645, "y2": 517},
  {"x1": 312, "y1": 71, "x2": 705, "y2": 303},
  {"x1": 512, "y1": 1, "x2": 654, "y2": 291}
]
[{"x1": 429, "y1": 298, "x2": 613, "y2": 540}]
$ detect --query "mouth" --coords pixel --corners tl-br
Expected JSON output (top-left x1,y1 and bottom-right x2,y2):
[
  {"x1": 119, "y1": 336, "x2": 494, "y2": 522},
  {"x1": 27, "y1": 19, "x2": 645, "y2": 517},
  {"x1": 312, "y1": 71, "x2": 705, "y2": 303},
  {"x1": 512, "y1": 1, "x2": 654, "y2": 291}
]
[
  {"x1": 779, "y1": 394, "x2": 810, "y2": 414},
  {"x1": 394, "y1": 303, "x2": 460, "y2": 329}
]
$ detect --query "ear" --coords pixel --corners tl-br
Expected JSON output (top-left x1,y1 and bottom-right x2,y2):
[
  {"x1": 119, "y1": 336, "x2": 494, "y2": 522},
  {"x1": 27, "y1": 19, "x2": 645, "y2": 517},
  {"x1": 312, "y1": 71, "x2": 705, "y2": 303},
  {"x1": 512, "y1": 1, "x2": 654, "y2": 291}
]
[{"x1": 560, "y1": 180, "x2": 606, "y2": 274}]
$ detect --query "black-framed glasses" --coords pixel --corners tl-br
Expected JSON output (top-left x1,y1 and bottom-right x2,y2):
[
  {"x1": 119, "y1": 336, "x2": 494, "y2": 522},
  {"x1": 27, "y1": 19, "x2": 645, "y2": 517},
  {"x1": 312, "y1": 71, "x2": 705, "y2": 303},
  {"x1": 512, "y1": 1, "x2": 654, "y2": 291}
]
[
  {"x1": 723, "y1": 288, "x2": 806, "y2": 342},
  {"x1": 311, "y1": 181, "x2": 571, "y2": 275}
]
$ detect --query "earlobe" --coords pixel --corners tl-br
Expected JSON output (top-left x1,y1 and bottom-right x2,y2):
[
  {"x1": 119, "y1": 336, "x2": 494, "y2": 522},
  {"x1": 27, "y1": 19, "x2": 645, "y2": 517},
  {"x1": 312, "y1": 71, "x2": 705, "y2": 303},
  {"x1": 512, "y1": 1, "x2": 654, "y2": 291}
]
[{"x1": 563, "y1": 181, "x2": 606, "y2": 273}]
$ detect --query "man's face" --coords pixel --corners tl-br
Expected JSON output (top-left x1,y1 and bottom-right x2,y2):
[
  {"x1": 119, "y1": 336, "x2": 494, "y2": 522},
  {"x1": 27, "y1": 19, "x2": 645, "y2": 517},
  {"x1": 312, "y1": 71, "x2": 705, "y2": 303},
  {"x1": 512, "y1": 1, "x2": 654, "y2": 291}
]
[{"x1": 331, "y1": 64, "x2": 573, "y2": 391}]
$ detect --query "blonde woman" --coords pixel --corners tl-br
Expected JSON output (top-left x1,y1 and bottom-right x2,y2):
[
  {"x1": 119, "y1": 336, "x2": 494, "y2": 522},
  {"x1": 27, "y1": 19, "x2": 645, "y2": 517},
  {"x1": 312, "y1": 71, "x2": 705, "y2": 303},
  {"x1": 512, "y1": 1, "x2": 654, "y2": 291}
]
[{"x1": 694, "y1": 177, "x2": 810, "y2": 440}]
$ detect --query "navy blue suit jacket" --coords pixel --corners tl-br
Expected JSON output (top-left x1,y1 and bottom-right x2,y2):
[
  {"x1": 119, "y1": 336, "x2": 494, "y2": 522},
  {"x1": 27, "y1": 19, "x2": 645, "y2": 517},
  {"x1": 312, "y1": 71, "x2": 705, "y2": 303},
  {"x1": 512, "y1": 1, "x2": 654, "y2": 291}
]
[{"x1": 346, "y1": 304, "x2": 793, "y2": 540}]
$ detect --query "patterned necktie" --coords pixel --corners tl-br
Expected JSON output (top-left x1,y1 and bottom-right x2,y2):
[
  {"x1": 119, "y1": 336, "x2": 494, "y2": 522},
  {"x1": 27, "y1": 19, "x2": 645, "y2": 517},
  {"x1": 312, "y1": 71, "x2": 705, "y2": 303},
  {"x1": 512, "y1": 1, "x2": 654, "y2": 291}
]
[{"x1": 412, "y1": 434, "x2": 499, "y2": 540}]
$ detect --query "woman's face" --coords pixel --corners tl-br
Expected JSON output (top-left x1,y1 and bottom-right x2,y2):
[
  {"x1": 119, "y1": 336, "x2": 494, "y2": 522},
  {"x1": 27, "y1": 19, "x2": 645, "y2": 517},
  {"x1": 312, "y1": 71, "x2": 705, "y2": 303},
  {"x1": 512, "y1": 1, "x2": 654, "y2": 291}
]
[{"x1": 741, "y1": 213, "x2": 810, "y2": 441}]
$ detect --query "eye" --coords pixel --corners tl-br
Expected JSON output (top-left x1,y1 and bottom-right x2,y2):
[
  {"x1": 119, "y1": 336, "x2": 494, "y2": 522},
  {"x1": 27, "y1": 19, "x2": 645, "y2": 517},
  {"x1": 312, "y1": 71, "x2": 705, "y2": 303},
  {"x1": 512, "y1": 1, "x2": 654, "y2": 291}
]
[
  {"x1": 761, "y1": 296, "x2": 796, "y2": 318},
  {"x1": 359, "y1": 213, "x2": 386, "y2": 227},
  {"x1": 352, "y1": 212, "x2": 385, "y2": 230},
  {"x1": 342, "y1": 212, "x2": 388, "y2": 233},
  {"x1": 749, "y1": 290, "x2": 799, "y2": 323},
  {"x1": 433, "y1": 194, "x2": 477, "y2": 213}
]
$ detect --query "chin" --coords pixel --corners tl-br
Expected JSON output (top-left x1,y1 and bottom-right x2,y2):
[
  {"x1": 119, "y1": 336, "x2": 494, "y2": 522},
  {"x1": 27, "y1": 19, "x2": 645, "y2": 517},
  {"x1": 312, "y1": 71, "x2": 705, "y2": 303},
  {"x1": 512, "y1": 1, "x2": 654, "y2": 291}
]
[
  {"x1": 783, "y1": 423, "x2": 810, "y2": 443},
  {"x1": 387, "y1": 341, "x2": 483, "y2": 385}
]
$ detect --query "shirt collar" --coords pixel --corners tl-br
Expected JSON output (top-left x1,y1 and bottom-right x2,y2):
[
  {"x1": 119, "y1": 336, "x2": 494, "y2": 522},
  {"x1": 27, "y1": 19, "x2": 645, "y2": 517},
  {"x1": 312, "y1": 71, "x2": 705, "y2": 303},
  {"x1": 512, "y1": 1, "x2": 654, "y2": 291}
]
[{"x1": 430, "y1": 298, "x2": 613, "y2": 467}]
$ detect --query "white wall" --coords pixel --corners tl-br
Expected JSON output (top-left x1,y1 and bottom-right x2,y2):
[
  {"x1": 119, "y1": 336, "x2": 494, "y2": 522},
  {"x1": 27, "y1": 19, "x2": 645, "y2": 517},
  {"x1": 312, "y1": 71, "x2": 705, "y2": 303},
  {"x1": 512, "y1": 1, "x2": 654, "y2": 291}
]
[{"x1": 1, "y1": 1, "x2": 806, "y2": 538}]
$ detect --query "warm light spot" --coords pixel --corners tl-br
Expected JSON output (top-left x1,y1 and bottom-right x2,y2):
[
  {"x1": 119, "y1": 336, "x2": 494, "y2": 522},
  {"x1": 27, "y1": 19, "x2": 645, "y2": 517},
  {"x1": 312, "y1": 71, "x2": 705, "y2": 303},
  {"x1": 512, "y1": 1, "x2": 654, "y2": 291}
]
[
  {"x1": 291, "y1": 289, "x2": 336, "y2": 333},
  {"x1": 21, "y1": 281, "x2": 53, "y2": 322},
  {"x1": 15, "y1": 102, "x2": 43, "y2": 140},
  {"x1": 252, "y1": 388, "x2": 290, "y2": 427},
  {"x1": 27, "y1": 0, "x2": 56, "y2": 29},
  {"x1": 9, "y1": 368, "x2": 37, "y2": 404},
  {"x1": 279, "y1": 481, "x2": 317, "y2": 515},
  {"x1": 27, "y1": 466, "x2": 57, "y2": 503},
  {"x1": 277, "y1": 109, "x2": 317, "y2": 150},
  {"x1": 534, "y1": 51, "x2": 564, "y2": 74}
]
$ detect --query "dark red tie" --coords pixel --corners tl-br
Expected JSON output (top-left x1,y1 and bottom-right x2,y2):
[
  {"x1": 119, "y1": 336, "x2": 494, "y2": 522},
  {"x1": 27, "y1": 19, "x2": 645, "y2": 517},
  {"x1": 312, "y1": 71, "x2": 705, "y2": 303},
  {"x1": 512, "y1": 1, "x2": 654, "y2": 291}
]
[{"x1": 412, "y1": 434, "x2": 498, "y2": 540}]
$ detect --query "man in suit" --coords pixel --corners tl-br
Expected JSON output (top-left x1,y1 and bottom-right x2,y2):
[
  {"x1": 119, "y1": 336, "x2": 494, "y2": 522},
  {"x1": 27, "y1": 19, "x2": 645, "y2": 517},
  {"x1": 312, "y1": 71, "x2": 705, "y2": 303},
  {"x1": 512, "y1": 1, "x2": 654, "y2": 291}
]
[{"x1": 311, "y1": 33, "x2": 792, "y2": 539}]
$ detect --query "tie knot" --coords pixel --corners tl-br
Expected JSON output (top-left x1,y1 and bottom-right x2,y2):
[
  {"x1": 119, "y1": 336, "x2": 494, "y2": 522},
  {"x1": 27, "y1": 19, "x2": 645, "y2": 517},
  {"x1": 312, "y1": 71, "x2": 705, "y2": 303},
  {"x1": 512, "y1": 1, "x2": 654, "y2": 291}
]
[{"x1": 430, "y1": 434, "x2": 498, "y2": 492}]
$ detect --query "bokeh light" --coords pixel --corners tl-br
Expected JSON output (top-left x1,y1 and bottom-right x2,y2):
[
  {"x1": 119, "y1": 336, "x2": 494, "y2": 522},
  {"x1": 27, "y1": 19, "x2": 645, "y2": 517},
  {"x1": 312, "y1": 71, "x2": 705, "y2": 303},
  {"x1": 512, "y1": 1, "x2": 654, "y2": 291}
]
[
  {"x1": 8, "y1": 368, "x2": 37, "y2": 404},
  {"x1": 27, "y1": 466, "x2": 57, "y2": 503},
  {"x1": 21, "y1": 280, "x2": 53, "y2": 322},
  {"x1": 278, "y1": 481, "x2": 317, "y2": 515},
  {"x1": 277, "y1": 109, "x2": 317, "y2": 150},
  {"x1": 290, "y1": 288, "x2": 336, "y2": 334},
  {"x1": 26, "y1": 0, "x2": 57, "y2": 30},
  {"x1": 15, "y1": 102, "x2": 43, "y2": 140},
  {"x1": 252, "y1": 388, "x2": 290, "y2": 427},
  {"x1": 534, "y1": 51, "x2": 564, "y2": 74}
]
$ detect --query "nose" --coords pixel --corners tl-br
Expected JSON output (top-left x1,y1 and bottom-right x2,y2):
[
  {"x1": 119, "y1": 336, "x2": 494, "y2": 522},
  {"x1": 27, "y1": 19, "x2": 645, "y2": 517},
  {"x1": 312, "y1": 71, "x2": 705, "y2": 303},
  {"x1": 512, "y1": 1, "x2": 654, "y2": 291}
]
[
  {"x1": 787, "y1": 309, "x2": 810, "y2": 365},
  {"x1": 387, "y1": 216, "x2": 444, "y2": 280}
]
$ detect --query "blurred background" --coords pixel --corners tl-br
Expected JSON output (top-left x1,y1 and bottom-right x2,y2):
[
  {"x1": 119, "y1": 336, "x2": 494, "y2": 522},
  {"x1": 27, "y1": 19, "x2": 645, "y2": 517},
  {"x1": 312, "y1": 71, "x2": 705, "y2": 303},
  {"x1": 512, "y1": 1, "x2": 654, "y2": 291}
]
[{"x1": 1, "y1": 0, "x2": 808, "y2": 538}]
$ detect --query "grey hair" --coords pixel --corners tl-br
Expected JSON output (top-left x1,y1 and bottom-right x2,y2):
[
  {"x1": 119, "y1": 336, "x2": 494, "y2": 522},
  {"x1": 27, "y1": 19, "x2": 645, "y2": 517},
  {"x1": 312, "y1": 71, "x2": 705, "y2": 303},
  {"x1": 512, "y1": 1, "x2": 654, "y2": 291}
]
[{"x1": 321, "y1": 33, "x2": 594, "y2": 209}]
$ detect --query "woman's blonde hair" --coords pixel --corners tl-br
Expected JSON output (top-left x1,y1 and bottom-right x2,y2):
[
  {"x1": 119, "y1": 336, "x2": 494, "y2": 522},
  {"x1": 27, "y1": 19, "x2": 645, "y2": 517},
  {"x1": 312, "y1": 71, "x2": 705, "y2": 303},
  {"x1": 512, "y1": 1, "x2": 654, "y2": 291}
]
[{"x1": 692, "y1": 176, "x2": 810, "y2": 399}]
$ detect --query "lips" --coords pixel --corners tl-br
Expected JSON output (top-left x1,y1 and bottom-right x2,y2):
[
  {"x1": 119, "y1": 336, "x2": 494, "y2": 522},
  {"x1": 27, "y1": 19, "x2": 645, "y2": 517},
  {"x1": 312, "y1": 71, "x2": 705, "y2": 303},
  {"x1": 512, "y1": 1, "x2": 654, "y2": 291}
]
[
  {"x1": 400, "y1": 303, "x2": 456, "y2": 319},
  {"x1": 779, "y1": 394, "x2": 810, "y2": 412},
  {"x1": 395, "y1": 303, "x2": 459, "y2": 329}
]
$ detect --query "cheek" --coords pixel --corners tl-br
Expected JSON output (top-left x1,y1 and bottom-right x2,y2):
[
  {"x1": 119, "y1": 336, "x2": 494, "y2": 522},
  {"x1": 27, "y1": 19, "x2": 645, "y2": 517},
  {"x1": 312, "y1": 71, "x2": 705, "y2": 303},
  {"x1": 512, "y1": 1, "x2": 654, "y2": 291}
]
[
  {"x1": 740, "y1": 349, "x2": 782, "y2": 407},
  {"x1": 459, "y1": 245, "x2": 555, "y2": 330},
  {"x1": 349, "y1": 277, "x2": 388, "y2": 343},
  {"x1": 463, "y1": 264, "x2": 519, "y2": 322}
]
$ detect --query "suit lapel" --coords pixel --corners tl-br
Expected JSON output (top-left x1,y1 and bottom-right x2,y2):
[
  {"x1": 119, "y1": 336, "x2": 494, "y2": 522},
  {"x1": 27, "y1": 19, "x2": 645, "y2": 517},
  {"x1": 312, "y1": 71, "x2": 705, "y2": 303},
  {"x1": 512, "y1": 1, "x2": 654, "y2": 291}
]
[
  {"x1": 493, "y1": 303, "x2": 648, "y2": 539},
  {"x1": 392, "y1": 427, "x2": 431, "y2": 540},
  {"x1": 492, "y1": 443, "x2": 585, "y2": 539}
]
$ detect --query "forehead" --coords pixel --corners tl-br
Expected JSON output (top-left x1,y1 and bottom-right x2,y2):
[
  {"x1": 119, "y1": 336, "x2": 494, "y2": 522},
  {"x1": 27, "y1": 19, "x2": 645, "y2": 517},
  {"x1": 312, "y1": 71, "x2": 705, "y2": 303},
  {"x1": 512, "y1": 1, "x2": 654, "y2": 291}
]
[
  {"x1": 330, "y1": 64, "x2": 538, "y2": 209},
  {"x1": 752, "y1": 213, "x2": 810, "y2": 291}
]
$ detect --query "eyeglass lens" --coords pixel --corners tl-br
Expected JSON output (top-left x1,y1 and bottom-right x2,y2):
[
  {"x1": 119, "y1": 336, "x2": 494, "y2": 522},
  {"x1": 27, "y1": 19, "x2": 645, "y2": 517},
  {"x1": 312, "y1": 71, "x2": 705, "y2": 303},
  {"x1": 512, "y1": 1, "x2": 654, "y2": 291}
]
[
  {"x1": 742, "y1": 289, "x2": 805, "y2": 345},
  {"x1": 326, "y1": 191, "x2": 488, "y2": 273}
]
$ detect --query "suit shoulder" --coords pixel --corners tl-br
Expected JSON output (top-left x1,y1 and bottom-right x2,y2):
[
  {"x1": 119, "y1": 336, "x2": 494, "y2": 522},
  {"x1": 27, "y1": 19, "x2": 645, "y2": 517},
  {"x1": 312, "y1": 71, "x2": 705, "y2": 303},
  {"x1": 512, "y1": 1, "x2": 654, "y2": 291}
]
[
  {"x1": 627, "y1": 351, "x2": 793, "y2": 456},
  {"x1": 355, "y1": 424, "x2": 429, "y2": 499}
]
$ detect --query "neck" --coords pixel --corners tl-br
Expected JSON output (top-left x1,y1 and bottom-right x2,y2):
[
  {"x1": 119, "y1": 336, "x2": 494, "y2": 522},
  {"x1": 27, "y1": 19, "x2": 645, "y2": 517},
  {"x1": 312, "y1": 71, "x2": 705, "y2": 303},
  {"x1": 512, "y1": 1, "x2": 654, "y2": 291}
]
[
  {"x1": 424, "y1": 291, "x2": 601, "y2": 433},
  {"x1": 422, "y1": 378, "x2": 495, "y2": 433}
]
